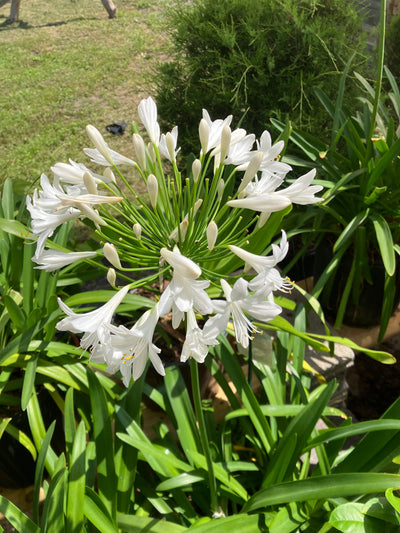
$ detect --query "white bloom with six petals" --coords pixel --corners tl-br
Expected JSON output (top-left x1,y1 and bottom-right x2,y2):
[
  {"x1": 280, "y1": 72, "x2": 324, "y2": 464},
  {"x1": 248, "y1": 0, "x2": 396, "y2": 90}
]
[
  {"x1": 56, "y1": 284, "x2": 130, "y2": 353},
  {"x1": 158, "y1": 247, "x2": 213, "y2": 327},
  {"x1": 92, "y1": 305, "x2": 164, "y2": 386},
  {"x1": 204, "y1": 278, "x2": 281, "y2": 348}
]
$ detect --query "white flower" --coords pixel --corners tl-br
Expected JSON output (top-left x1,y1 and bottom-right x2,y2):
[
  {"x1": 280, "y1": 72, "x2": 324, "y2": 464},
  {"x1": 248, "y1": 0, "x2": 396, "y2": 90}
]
[
  {"x1": 181, "y1": 309, "x2": 219, "y2": 363},
  {"x1": 92, "y1": 305, "x2": 164, "y2": 386},
  {"x1": 83, "y1": 146, "x2": 136, "y2": 167},
  {"x1": 276, "y1": 169, "x2": 323, "y2": 205},
  {"x1": 203, "y1": 278, "x2": 281, "y2": 348},
  {"x1": 56, "y1": 285, "x2": 130, "y2": 352},
  {"x1": 229, "y1": 232, "x2": 292, "y2": 298},
  {"x1": 158, "y1": 247, "x2": 213, "y2": 327},
  {"x1": 33, "y1": 249, "x2": 97, "y2": 272},
  {"x1": 245, "y1": 170, "x2": 285, "y2": 196},
  {"x1": 159, "y1": 126, "x2": 180, "y2": 162},
  {"x1": 51, "y1": 160, "x2": 110, "y2": 185},
  {"x1": 27, "y1": 174, "x2": 123, "y2": 257},
  {"x1": 227, "y1": 191, "x2": 291, "y2": 213},
  {"x1": 256, "y1": 130, "x2": 292, "y2": 174},
  {"x1": 138, "y1": 96, "x2": 160, "y2": 145},
  {"x1": 201, "y1": 109, "x2": 232, "y2": 153},
  {"x1": 224, "y1": 133, "x2": 255, "y2": 167},
  {"x1": 27, "y1": 191, "x2": 81, "y2": 258}
]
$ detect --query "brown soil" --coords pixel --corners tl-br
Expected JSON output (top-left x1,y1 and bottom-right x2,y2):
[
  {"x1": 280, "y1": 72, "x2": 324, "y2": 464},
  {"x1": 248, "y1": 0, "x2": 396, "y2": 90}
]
[{"x1": 346, "y1": 334, "x2": 400, "y2": 420}]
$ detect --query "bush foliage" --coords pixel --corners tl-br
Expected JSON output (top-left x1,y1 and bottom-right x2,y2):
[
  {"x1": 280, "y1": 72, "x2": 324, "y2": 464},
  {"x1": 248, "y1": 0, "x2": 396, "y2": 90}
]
[{"x1": 156, "y1": 0, "x2": 368, "y2": 153}]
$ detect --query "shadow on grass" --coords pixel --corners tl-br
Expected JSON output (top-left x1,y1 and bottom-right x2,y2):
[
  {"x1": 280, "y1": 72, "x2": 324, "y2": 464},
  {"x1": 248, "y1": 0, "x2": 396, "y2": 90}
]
[{"x1": 0, "y1": 14, "x2": 99, "y2": 32}]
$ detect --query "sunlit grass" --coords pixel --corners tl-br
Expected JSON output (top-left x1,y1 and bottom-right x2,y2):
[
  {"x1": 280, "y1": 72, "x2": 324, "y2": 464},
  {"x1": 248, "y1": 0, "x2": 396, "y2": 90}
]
[{"x1": 0, "y1": 0, "x2": 170, "y2": 186}]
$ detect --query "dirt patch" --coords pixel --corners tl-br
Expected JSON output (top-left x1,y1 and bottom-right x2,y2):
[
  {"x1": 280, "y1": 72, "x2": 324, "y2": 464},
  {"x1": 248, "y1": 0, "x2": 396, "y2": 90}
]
[{"x1": 346, "y1": 334, "x2": 400, "y2": 420}]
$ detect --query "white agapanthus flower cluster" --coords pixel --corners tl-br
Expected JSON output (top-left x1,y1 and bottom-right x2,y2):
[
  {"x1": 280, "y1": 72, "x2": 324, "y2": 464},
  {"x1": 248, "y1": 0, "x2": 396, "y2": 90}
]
[{"x1": 27, "y1": 96, "x2": 323, "y2": 386}]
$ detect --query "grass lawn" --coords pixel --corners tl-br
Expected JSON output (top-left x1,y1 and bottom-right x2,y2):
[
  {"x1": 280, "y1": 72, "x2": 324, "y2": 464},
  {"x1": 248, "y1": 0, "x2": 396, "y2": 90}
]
[{"x1": 0, "y1": 0, "x2": 170, "y2": 188}]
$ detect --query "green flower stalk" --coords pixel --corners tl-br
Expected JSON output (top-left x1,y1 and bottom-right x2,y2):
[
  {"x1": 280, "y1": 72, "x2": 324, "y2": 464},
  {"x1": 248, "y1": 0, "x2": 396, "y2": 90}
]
[{"x1": 26, "y1": 96, "x2": 322, "y2": 385}]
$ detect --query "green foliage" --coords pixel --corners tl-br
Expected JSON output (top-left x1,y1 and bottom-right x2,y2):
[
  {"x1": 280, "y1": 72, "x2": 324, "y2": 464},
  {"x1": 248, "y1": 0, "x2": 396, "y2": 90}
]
[
  {"x1": 386, "y1": 14, "x2": 400, "y2": 81},
  {"x1": 1, "y1": 333, "x2": 400, "y2": 531},
  {"x1": 156, "y1": 0, "x2": 368, "y2": 154},
  {"x1": 273, "y1": 60, "x2": 400, "y2": 339}
]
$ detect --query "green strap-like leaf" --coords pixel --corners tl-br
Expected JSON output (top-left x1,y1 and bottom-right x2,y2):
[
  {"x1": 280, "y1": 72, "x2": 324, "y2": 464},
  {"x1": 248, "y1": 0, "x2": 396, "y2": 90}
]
[
  {"x1": 0, "y1": 494, "x2": 39, "y2": 533},
  {"x1": 243, "y1": 473, "x2": 400, "y2": 512},
  {"x1": 66, "y1": 420, "x2": 86, "y2": 533},
  {"x1": 371, "y1": 212, "x2": 396, "y2": 276},
  {"x1": 117, "y1": 515, "x2": 187, "y2": 533}
]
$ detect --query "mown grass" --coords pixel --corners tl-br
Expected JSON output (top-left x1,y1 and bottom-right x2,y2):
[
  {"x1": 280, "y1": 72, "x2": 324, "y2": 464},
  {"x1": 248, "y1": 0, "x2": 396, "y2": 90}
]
[{"x1": 0, "y1": 0, "x2": 170, "y2": 187}]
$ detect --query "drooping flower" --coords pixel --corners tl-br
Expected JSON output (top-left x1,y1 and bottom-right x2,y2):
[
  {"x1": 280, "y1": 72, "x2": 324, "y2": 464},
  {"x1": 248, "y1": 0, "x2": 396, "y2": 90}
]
[
  {"x1": 34, "y1": 249, "x2": 97, "y2": 272},
  {"x1": 229, "y1": 231, "x2": 292, "y2": 298},
  {"x1": 138, "y1": 96, "x2": 160, "y2": 145},
  {"x1": 275, "y1": 169, "x2": 323, "y2": 205},
  {"x1": 226, "y1": 190, "x2": 292, "y2": 213},
  {"x1": 56, "y1": 284, "x2": 130, "y2": 353},
  {"x1": 181, "y1": 309, "x2": 219, "y2": 363},
  {"x1": 92, "y1": 305, "x2": 164, "y2": 386},
  {"x1": 158, "y1": 247, "x2": 213, "y2": 327},
  {"x1": 51, "y1": 160, "x2": 109, "y2": 186},
  {"x1": 203, "y1": 278, "x2": 281, "y2": 348}
]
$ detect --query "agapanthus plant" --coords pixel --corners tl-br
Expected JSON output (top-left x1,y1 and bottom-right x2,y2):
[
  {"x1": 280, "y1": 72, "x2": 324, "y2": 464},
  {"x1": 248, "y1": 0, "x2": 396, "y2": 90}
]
[{"x1": 26, "y1": 97, "x2": 322, "y2": 386}]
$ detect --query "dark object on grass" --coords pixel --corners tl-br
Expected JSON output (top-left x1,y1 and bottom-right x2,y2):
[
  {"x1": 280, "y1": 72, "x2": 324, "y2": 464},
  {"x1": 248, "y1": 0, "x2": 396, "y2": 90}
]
[{"x1": 106, "y1": 121, "x2": 127, "y2": 135}]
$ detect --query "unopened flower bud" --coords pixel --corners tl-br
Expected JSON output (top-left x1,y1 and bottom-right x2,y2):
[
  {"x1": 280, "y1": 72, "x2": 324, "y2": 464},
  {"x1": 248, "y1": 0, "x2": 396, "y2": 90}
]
[
  {"x1": 148, "y1": 143, "x2": 156, "y2": 163},
  {"x1": 169, "y1": 219, "x2": 189, "y2": 242},
  {"x1": 193, "y1": 199, "x2": 203, "y2": 215},
  {"x1": 107, "y1": 268, "x2": 116, "y2": 288},
  {"x1": 257, "y1": 211, "x2": 270, "y2": 228},
  {"x1": 103, "y1": 167, "x2": 116, "y2": 183},
  {"x1": 238, "y1": 151, "x2": 263, "y2": 193},
  {"x1": 147, "y1": 174, "x2": 158, "y2": 208},
  {"x1": 217, "y1": 179, "x2": 225, "y2": 200},
  {"x1": 166, "y1": 132, "x2": 176, "y2": 162},
  {"x1": 103, "y1": 242, "x2": 122, "y2": 269},
  {"x1": 132, "y1": 133, "x2": 146, "y2": 169},
  {"x1": 199, "y1": 118, "x2": 209, "y2": 154},
  {"x1": 86, "y1": 125, "x2": 114, "y2": 165},
  {"x1": 219, "y1": 125, "x2": 231, "y2": 163},
  {"x1": 192, "y1": 159, "x2": 201, "y2": 183},
  {"x1": 207, "y1": 221, "x2": 218, "y2": 250},
  {"x1": 83, "y1": 171, "x2": 97, "y2": 195},
  {"x1": 133, "y1": 223, "x2": 142, "y2": 240}
]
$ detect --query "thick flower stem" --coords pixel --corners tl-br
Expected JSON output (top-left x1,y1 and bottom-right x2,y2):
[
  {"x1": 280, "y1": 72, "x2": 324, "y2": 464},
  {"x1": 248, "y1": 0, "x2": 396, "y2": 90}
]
[{"x1": 189, "y1": 358, "x2": 219, "y2": 515}]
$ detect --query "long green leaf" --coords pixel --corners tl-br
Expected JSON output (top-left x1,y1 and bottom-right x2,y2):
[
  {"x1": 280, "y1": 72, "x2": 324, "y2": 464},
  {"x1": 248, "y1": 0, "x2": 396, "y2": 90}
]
[
  {"x1": 371, "y1": 212, "x2": 396, "y2": 276},
  {"x1": 21, "y1": 354, "x2": 38, "y2": 411},
  {"x1": 187, "y1": 514, "x2": 267, "y2": 532},
  {"x1": 84, "y1": 487, "x2": 118, "y2": 533},
  {"x1": 306, "y1": 419, "x2": 400, "y2": 451},
  {"x1": 164, "y1": 364, "x2": 202, "y2": 462},
  {"x1": 262, "y1": 381, "x2": 336, "y2": 487},
  {"x1": 66, "y1": 420, "x2": 86, "y2": 533},
  {"x1": 87, "y1": 368, "x2": 117, "y2": 522},
  {"x1": 334, "y1": 397, "x2": 400, "y2": 473},
  {"x1": 26, "y1": 390, "x2": 57, "y2": 475},
  {"x1": 4, "y1": 423, "x2": 37, "y2": 461},
  {"x1": 333, "y1": 210, "x2": 369, "y2": 253},
  {"x1": 243, "y1": 473, "x2": 400, "y2": 512},
  {"x1": 0, "y1": 494, "x2": 39, "y2": 533},
  {"x1": 117, "y1": 515, "x2": 187, "y2": 533},
  {"x1": 32, "y1": 421, "x2": 56, "y2": 524}
]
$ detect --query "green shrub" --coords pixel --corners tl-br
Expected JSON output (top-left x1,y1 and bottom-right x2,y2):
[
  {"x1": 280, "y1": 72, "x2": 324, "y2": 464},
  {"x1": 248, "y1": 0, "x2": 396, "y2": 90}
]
[
  {"x1": 386, "y1": 14, "x2": 400, "y2": 80},
  {"x1": 156, "y1": 0, "x2": 368, "y2": 154}
]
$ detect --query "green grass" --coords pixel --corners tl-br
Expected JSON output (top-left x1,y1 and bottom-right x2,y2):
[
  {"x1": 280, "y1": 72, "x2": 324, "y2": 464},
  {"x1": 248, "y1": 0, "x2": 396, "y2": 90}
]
[{"x1": 0, "y1": 0, "x2": 170, "y2": 186}]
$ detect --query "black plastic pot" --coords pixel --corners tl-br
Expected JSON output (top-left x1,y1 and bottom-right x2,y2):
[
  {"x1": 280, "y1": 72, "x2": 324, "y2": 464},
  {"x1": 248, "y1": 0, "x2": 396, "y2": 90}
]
[{"x1": 313, "y1": 240, "x2": 400, "y2": 328}]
